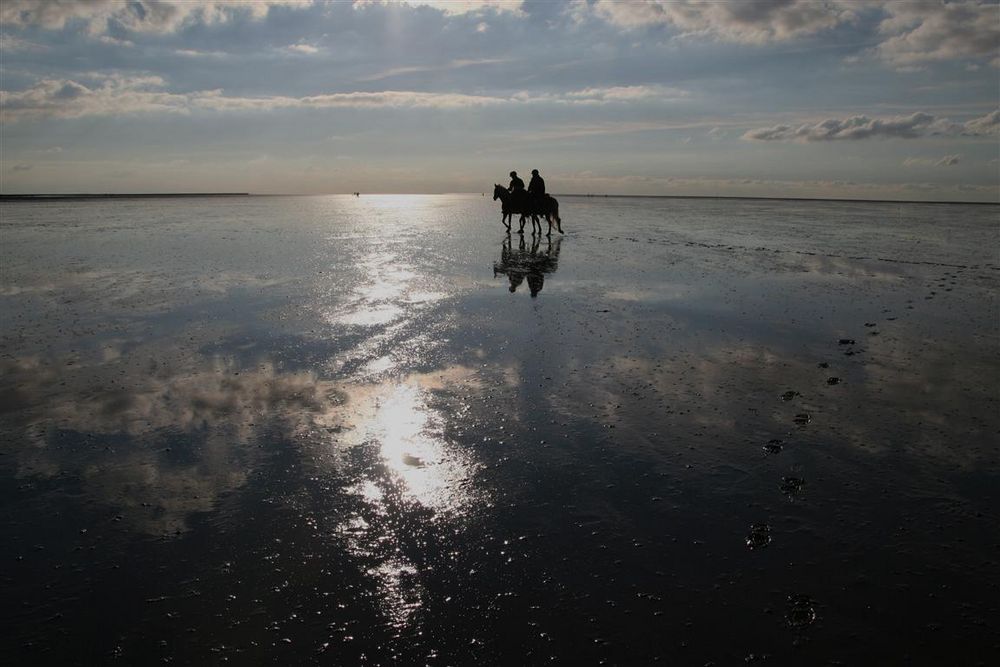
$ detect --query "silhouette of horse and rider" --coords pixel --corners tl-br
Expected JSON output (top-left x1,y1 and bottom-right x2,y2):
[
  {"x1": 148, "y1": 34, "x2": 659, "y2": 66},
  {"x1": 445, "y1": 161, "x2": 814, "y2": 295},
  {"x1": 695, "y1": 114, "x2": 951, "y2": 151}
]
[
  {"x1": 493, "y1": 233, "x2": 561, "y2": 298},
  {"x1": 493, "y1": 169, "x2": 563, "y2": 236}
]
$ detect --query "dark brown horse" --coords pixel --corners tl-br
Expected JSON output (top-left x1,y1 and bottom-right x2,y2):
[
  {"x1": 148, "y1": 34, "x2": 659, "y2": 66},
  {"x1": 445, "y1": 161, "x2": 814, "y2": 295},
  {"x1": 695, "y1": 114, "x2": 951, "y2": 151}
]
[
  {"x1": 493, "y1": 185, "x2": 563, "y2": 236},
  {"x1": 492, "y1": 184, "x2": 536, "y2": 233}
]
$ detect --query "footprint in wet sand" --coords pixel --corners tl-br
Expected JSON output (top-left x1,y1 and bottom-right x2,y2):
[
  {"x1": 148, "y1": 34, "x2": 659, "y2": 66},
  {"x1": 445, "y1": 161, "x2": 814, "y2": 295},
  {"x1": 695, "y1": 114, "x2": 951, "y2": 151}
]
[
  {"x1": 762, "y1": 439, "x2": 784, "y2": 455},
  {"x1": 780, "y1": 476, "x2": 805, "y2": 495},
  {"x1": 786, "y1": 594, "x2": 817, "y2": 629},
  {"x1": 746, "y1": 523, "x2": 772, "y2": 550}
]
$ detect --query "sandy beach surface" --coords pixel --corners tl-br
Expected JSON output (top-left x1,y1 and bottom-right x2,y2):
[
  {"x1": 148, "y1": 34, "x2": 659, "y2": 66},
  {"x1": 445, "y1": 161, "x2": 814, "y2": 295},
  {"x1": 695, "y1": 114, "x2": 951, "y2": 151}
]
[{"x1": 1, "y1": 194, "x2": 998, "y2": 663}]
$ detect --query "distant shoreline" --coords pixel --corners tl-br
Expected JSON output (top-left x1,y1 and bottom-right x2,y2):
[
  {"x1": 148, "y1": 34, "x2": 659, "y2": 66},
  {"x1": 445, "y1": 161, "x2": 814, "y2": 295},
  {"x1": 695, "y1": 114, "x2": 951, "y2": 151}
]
[
  {"x1": 0, "y1": 193, "x2": 250, "y2": 201},
  {"x1": 556, "y1": 193, "x2": 1000, "y2": 206},
  {"x1": 1, "y1": 192, "x2": 995, "y2": 206}
]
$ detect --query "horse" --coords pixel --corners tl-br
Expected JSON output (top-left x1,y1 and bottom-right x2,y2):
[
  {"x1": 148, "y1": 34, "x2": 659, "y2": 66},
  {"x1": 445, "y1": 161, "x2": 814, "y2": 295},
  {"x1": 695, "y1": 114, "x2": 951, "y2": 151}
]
[
  {"x1": 493, "y1": 185, "x2": 564, "y2": 236},
  {"x1": 533, "y1": 193, "x2": 563, "y2": 236},
  {"x1": 493, "y1": 184, "x2": 538, "y2": 234}
]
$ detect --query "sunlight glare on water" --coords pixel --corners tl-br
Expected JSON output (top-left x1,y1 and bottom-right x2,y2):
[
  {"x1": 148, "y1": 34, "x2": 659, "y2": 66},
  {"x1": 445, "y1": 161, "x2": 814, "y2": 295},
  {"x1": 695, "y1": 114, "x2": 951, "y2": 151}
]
[{"x1": 340, "y1": 378, "x2": 480, "y2": 515}]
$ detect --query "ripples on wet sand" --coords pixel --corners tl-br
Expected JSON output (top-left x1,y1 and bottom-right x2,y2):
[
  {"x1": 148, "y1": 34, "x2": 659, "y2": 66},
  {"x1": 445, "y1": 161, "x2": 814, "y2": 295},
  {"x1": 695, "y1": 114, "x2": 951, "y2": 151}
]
[{"x1": 1, "y1": 194, "x2": 998, "y2": 663}]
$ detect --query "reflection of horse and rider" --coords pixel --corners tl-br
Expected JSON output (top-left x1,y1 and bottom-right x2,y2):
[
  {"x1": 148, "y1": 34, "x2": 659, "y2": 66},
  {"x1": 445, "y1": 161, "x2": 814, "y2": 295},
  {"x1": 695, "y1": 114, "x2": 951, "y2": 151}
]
[
  {"x1": 493, "y1": 169, "x2": 564, "y2": 236},
  {"x1": 493, "y1": 233, "x2": 561, "y2": 298}
]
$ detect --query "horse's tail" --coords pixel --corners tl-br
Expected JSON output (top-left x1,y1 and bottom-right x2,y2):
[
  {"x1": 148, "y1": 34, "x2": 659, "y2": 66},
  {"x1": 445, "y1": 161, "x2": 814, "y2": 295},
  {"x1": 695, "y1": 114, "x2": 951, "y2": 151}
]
[{"x1": 551, "y1": 197, "x2": 561, "y2": 225}]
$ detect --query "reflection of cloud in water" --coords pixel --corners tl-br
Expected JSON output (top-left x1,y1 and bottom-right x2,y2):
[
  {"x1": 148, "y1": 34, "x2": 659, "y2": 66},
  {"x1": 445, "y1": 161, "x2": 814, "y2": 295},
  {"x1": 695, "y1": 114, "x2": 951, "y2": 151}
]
[
  {"x1": 7, "y1": 351, "x2": 494, "y2": 632},
  {"x1": 4, "y1": 267, "x2": 289, "y2": 314},
  {"x1": 551, "y1": 334, "x2": 998, "y2": 471},
  {"x1": 7, "y1": 356, "x2": 345, "y2": 534},
  {"x1": 847, "y1": 331, "x2": 998, "y2": 467},
  {"x1": 604, "y1": 285, "x2": 695, "y2": 302}
]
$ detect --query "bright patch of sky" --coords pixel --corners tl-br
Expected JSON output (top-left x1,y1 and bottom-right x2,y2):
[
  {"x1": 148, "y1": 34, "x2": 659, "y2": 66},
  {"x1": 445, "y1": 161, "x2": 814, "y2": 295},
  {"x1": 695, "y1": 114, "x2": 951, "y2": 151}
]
[{"x1": 1, "y1": 0, "x2": 998, "y2": 201}]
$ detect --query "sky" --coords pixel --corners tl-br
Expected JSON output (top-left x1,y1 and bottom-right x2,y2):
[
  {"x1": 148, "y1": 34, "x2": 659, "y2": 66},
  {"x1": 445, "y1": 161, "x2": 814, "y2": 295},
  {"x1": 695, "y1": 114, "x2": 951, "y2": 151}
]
[{"x1": 1, "y1": 0, "x2": 998, "y2": 201}]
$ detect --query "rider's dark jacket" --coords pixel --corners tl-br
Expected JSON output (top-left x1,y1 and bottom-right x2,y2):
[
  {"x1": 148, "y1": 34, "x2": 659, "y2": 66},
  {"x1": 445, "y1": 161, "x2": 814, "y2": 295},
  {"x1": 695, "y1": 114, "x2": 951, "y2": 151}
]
[
  {"x1": 528, "y1": 174, "x2": 546, "y2": 196},
  {"x1": 508, "y1": 175, "x2": 525, "y2": 192}
]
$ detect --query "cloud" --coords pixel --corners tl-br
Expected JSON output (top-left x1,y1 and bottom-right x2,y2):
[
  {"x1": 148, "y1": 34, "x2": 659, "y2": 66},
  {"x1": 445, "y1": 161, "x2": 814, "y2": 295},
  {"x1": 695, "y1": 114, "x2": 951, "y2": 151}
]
[
  {"x1": 875, "y1": 0, "x2": 1000, "y2": 69},
  {"x1": 577, "y1": 1, "x2": 998, "y2": 68},
  {"x1": 903, "y1": 154, "x2": 962, "y2": 167},
  {"x1": 174, "y1": 48, "x2": 228, "y2": 57},
  {"x1": 963, "y1": 109, "x2": 1000, "y2": 134},
  {"x1": 284, "y1": 42, "x2": 320, "y2": 54},
  {"x1": 0, "y1": 75, "x2": 690, "y2": 122},
  {"x1": 513, "y1": 84, "x2": 688, "y2": 105},
  {"x1": 358, "y1": 57, "x2": 511, "y2": 82},
  {"x1": 11, "y1": 163, "x2": 32, "y2": 171},
  {"x1": 0, "y1": 32, "x2": 48, "y2": 52},
  {"x1": 354, "y1": 0, "x2": 524, "y2": 16},
  {"x1": 584, "y1": 0, "x2": 857, "y2": 44},
  {"x1": 742, "y1": 109, "x2": 1000, "y2": 142},
  {"x1": 0, "y1": 0, "x2": 313, "y2": 35},
  {"x1": 562, "y1": 84, "x2": 688, "y2": 102}
]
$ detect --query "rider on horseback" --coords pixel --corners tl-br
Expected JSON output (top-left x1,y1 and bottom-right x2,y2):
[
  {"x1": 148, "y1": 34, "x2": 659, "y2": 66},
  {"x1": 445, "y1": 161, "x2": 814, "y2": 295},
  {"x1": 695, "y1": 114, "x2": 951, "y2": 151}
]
[
  {"x1": 508, "y1": 171, "x2": 525, "y2": 194},
  {"x1": 495, "y1": 169, "x2": 562, "y2": 236},
  {"x1": 528, "y1": 169, "x2": 545, "y2": 197}
]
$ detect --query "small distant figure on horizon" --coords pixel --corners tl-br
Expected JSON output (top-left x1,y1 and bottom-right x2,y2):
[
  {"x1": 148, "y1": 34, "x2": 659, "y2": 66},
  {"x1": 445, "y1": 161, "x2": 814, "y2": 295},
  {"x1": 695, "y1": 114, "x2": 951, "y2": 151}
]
[{"x1": 353, "y1": 191, "x2": 360, "y2": 197}]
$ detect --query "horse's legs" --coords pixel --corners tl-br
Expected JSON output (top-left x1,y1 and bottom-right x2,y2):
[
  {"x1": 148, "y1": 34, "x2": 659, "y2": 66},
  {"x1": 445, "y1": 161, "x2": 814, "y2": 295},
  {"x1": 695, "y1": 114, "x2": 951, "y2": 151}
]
[{"x1": 518, "y1": 214, "x2": 526, "y2": 234}]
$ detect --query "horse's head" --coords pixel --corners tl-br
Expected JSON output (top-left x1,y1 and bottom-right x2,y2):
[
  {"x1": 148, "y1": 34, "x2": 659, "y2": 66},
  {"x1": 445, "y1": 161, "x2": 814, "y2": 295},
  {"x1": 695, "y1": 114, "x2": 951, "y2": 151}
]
[{"x1": 493, "y1": 184, "x2": 504, "y2": 201}]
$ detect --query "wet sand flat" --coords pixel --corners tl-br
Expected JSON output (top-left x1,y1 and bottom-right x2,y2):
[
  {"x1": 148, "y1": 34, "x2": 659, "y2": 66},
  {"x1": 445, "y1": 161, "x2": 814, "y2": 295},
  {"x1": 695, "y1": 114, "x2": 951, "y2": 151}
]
[{"x1": 1, "y1": 194, "x2": 998, "y2": 663}]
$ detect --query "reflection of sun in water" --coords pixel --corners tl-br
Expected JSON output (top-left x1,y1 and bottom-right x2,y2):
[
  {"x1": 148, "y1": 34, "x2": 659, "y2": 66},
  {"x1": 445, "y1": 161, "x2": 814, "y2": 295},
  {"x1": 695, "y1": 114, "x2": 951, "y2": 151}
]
[
  {"x1": 367, "y1": 383, "x2": 455, "y2": 511},
  {"x1": 332, "y1": 367, "x2": 488, "y2": 633},
  {"x1": 336, "y1": 367, "x2": 488, "y2": 515}
]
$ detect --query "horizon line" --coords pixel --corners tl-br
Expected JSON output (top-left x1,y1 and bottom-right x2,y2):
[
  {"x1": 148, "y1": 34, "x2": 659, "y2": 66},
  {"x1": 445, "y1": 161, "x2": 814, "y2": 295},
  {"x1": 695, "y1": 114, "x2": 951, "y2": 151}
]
[{"x1": 1, "y1": 192, "x2": 997, "y2": 206}]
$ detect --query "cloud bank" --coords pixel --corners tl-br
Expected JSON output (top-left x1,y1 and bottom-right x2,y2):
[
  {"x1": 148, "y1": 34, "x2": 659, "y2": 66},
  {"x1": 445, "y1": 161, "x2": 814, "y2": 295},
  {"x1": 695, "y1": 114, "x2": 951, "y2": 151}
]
[
  {"x1": 743, "y1": 109, "x2": 1000, "y2": 142},
  {"x1": 578, "y1": 0, "x2": 999, "y2": 68},
  {"x1": 903, "y1": 154, "x2": 962, "y2": 167},
  {"x1": 0, "y1": 0, "x2": 313, "y2": 34},
  {"x1": 3, "y1": 1, "x2": 997, "y2": 71},
  {"x1": 875, "y1": 0, "x2": 1000, "y2": 68},
  {"x1": 0, "y1": 75, "x2": 688, "y2": 122},
  {"x1": 586, "y1": 0, "x2": 856, "y2": 44}
]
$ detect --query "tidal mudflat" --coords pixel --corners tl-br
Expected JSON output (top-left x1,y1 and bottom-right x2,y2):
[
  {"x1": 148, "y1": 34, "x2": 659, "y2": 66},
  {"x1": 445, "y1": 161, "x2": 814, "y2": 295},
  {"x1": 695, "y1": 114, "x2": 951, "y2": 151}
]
[{"x1": 1, "y1": 194, "x2": 998, "y2": 664}]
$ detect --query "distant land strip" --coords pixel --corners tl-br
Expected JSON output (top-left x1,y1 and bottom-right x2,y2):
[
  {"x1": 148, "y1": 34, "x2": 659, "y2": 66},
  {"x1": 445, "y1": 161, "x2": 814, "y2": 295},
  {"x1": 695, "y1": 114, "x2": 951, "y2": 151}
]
[
  {"x1": 0, "y1": 193, "x2": 250, "y2": 201},
  {"x1": 558, "y1": 193, "x2": 999, "y2": 206}
]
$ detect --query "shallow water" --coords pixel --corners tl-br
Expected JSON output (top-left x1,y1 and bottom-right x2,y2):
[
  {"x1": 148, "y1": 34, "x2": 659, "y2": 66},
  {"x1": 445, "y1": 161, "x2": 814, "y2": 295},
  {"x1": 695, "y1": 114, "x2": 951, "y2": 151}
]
[{"x1": 2, "y1": 194, "x2": 998, "y2": 664}]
